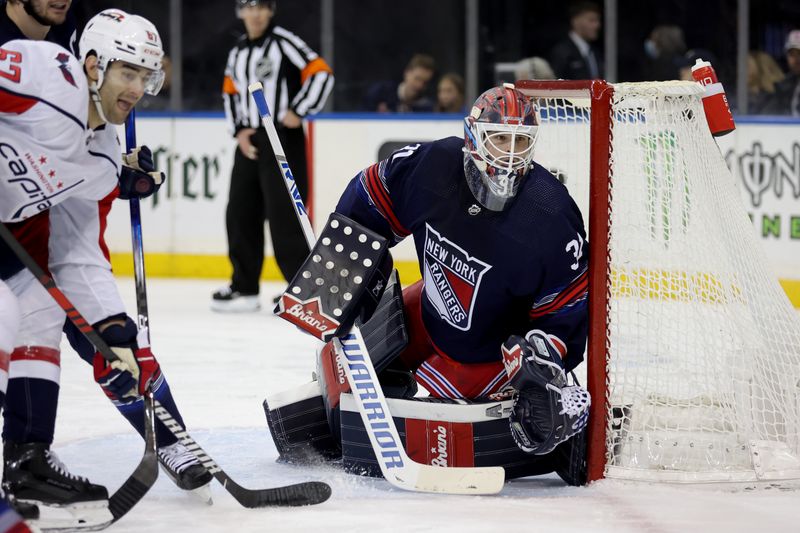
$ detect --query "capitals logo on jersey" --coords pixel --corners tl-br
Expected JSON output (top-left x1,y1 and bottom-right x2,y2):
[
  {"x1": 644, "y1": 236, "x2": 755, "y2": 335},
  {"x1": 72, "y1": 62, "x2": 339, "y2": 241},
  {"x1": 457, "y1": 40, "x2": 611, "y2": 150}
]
[
  {"x1": 55, "y1": 53, "x2": 77, "y2": 88},
  {"x1": 422, "y1": 224, "x2": 491, "y2": 331}
]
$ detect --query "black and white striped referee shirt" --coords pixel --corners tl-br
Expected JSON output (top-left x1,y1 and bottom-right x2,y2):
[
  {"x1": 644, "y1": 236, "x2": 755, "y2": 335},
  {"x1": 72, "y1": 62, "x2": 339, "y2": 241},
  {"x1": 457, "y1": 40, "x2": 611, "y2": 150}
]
[{"x1": 222, "y1": 22, "x2": 334, "y2": 136}]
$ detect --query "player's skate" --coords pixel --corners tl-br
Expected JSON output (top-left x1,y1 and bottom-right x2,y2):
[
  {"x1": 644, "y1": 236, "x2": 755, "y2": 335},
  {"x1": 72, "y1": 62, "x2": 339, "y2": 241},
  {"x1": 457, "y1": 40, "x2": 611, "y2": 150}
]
[
  {"x1": 210, "y1": 285, "x2": 260, "y2": 313},
  {"x1": 158, "y1": 441, "x2": 213, "y2": 504},
  {"x1": 2, "y1": 442, "x2": 112, "y2": 531}
]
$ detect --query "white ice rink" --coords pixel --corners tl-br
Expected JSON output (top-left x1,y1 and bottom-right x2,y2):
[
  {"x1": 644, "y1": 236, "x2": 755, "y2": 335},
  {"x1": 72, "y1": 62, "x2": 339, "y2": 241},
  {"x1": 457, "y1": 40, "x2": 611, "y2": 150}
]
[{"x1": 51, "y1": 278, "x2": 798, "y2": 533}]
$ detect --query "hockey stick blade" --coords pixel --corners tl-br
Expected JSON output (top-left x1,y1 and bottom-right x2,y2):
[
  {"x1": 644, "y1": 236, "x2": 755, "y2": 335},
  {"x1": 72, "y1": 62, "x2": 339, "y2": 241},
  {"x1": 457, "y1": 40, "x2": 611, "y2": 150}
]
[
  {"x1": 39, "y1": 393, "x2": 159, "y2": 532},
  {"x1": 335, "y1": 329, "x2": 505, "y2": 495},
  {"x1": 153, "y1": 400, "x2": 331, "y2": 507},
  {"x1": 107, "y1": 392, "x2": 159, "y2": 523}
]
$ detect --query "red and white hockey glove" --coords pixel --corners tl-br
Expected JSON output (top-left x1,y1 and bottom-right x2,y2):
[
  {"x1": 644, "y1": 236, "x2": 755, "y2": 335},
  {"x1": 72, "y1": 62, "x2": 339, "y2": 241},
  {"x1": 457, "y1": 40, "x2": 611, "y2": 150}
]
[
  {"x1": 119, "y1": 145, "x2": 165, "y2": 199},
  {"x1": 92, "y1": 315, "x2": 161, "y2": 402}
]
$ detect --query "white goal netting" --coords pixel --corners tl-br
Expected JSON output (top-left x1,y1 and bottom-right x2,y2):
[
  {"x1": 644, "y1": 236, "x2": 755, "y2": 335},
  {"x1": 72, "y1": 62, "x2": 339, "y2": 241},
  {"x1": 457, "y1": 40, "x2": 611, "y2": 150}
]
[{"x1": 521, "y1": 80, "x2": 800, "y2": 483}]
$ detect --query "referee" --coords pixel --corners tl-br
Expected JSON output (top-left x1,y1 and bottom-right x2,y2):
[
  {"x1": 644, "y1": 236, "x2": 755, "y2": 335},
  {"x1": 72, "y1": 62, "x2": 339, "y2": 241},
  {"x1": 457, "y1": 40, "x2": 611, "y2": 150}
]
[{"x1": 213, "y1": 0, "x2": 333, "y2": 312}]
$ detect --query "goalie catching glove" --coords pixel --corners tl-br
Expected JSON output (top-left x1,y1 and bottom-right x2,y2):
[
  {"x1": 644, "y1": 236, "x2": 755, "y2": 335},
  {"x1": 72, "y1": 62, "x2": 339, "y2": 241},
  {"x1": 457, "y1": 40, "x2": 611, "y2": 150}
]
[
  {"x1": 119, "y1": 145, "x2": 165, "y2": 199},
  {"x1": 92, "y1": 314, "x2": 162, "y2": 402},
  {"x1": 502, "y1": 330, "x2": 590, "y2": 455}
]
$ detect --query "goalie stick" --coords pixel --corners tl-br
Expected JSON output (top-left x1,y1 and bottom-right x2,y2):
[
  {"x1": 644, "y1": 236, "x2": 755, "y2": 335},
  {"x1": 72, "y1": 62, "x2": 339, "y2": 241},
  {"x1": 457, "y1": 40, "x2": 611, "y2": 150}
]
[
  {"x1": 121, "y1": 113, "x2": 331, "y2": 507},
  {"x1": 248, "y1": 82, "x2": 506, "y2": 495},
  {"x1": 0, "y1": 222, "x2": 159, "y2": 530}
]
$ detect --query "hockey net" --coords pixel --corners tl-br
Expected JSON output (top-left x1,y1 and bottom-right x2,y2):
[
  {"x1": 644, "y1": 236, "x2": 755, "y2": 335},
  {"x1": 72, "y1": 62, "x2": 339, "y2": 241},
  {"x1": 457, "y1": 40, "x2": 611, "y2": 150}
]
[{"x1": 516, "y1": 80, "x2": 800, "y2": 483}]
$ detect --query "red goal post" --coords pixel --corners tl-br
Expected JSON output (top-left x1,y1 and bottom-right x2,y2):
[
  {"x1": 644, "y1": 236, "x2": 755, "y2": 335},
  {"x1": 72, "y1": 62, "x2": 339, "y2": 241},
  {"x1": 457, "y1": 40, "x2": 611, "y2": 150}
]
[{"x1": 516, "y1": 79, "x2": 800, "y2": 485}]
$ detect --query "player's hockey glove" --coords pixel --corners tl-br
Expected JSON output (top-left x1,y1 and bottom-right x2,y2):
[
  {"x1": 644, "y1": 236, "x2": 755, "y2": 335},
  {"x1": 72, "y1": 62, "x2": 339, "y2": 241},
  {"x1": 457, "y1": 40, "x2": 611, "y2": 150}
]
[
  {"x1": 502, "y1": 330, "x2": 590, "y2": 455},
  {"x1": 119, "y1": 145, "x2": 165, "y2": 199},
  {"x1": 92, "y1": 314, "x2": 162, "y2": 402}
]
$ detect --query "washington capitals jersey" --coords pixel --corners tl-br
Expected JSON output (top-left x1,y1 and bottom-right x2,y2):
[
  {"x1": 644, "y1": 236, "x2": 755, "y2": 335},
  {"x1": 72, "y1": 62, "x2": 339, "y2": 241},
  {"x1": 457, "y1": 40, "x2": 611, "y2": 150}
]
[
  {"x1": 336, "y1": 137, "x2": 589, "y2": 371},
  {"x1": 0, "y1": 39, "x2": 117, "y2": 223}
]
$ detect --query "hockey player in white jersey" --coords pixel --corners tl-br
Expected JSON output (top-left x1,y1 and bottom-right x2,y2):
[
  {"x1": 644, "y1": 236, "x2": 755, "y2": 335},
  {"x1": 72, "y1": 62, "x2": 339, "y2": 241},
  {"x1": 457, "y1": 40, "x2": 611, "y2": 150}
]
[
  {"x1": 64, "y1": 9, "x2": 213, "y2": 496},
  {"x1": 0, "y1": 36, "x2": 117, "y2": 527},
  {"x1": 0, "y1": 11, "x2": 209, "y2": 525}
]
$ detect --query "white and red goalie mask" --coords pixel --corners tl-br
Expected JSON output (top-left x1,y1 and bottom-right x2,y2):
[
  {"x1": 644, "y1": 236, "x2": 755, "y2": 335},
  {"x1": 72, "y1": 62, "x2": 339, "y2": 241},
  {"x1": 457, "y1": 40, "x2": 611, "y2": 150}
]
[{"x1": 463, "y1": 84, "x2": 538, "y2": 211}]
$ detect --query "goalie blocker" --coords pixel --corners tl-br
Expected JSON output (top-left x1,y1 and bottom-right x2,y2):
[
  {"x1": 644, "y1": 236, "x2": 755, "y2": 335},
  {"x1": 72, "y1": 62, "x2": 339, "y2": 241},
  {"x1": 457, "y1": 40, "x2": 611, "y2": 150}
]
[{"x1": 274, "y1": 213, "x2": 393, "y2": 341}]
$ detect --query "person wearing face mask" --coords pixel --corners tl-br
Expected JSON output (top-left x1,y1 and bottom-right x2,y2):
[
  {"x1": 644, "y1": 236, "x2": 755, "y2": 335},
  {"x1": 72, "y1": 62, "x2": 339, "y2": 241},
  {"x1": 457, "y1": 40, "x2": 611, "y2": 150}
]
[
  {"x1": 214, "y1": 0, "x2": 334, "y2": 312},
  {"x1": 0, "y1": 10, "x2": 213, "y2": 525}
]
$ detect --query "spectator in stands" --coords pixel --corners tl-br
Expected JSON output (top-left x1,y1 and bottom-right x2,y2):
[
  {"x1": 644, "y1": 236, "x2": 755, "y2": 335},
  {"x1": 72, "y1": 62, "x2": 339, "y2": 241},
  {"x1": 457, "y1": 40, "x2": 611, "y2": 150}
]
[
  {"x1": 745, "y1": 51, "x2": 786, "y2": 114},
  {"x1": 765, "y1": 30, "x2": 800, "y2": 116},
  {"x1": 549, "y1": 1, "x2": 602, "y2": 80},
  {"x1": 515, "y1": 56, "x2": 556, "y2": 81},
  {"x1": 434, "y1": 72, "x2": 466, "y2": 113},
  {"x1": 363, "y1": 53, "x2": 436, "y2": 112},
  {"x1": 642, "y1": 25, "x2": 687, "y2": 81}
]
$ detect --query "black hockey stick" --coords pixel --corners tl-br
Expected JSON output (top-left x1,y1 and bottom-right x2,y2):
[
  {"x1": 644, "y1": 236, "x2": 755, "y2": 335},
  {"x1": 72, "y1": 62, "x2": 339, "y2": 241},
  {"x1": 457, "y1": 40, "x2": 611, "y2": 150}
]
[
  {"x1": 0, "y1": 221, "x2": 159, "y2": 528},
  {"x1": 122, "y1": 114, "x2": 331, "y2": 507},
  {"x1": 153, "y1": 401, "x2": 331, "y2": 507}
]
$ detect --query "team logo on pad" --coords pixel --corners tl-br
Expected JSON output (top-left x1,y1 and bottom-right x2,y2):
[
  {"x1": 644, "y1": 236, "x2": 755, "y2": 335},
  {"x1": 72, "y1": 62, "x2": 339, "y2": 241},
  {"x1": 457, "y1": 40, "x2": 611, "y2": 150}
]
[{"x1": 422, "y1": 224, "x2": 491, "y2": 331}]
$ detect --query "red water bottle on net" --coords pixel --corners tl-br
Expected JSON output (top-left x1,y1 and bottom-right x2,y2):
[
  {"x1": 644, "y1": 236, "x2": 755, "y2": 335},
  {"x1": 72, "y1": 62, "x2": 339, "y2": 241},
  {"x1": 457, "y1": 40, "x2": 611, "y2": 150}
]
[{"x1": 690, "y1": 58, "x2": 735, "y2": 137}]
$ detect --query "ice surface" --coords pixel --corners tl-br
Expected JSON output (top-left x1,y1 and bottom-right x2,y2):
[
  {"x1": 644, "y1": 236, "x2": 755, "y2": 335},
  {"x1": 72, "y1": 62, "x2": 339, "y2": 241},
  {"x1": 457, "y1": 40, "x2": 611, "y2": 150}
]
[{"x1": 51, "y1": 279, "x2": 798, "y2": 533}]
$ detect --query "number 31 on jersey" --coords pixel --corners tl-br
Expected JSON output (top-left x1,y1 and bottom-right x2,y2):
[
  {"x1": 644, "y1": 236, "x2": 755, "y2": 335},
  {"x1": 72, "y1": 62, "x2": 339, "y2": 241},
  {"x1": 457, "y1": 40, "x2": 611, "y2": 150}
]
[{"x1": 566, "y1": 233, "x2": 585, "y2": 271}]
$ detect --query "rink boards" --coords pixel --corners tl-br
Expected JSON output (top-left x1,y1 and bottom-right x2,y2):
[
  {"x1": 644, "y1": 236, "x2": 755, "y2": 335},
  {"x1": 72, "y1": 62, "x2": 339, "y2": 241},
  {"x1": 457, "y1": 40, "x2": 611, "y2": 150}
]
[{"x1": 103, "y1": 114, "x2": 800, "y2": 306}]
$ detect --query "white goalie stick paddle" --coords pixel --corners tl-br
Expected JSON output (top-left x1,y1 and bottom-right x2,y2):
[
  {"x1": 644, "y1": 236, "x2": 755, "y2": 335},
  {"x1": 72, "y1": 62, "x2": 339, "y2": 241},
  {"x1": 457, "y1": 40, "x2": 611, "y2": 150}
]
[{"x1": 248, "y1": 83, "x2": 505, "y2": 495}]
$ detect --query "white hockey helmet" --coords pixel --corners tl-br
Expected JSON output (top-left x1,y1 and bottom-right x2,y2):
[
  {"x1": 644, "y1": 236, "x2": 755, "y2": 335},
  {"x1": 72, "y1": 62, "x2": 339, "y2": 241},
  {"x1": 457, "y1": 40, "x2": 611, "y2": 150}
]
[{"x1": 79, "y1": 9, "x2": 165, "y2": 95}]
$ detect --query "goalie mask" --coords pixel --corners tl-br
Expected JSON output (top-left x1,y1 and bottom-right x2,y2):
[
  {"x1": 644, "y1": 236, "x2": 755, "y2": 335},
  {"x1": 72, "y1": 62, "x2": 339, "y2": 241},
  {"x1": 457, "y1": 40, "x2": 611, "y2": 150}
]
[
  {"x1": 463, "y1": 84, "x2": 538, "y2": 211},
  {"x1": 79, "y1": 9, "x2": 165, "y2": 97}
]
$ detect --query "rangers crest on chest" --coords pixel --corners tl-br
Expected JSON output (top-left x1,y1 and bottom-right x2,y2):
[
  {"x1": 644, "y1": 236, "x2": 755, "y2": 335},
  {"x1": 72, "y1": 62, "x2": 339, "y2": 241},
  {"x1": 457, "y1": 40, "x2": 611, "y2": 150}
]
[{"x1": 422, "y1": 223, "x2": 491, "y2": 331}]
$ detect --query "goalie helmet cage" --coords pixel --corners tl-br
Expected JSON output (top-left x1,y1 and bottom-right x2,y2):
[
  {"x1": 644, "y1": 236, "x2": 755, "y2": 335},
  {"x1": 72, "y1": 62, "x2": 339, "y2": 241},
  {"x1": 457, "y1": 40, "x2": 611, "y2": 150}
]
[{"x1": 515, "y1": 79, "x2": 800, "y2": 484}]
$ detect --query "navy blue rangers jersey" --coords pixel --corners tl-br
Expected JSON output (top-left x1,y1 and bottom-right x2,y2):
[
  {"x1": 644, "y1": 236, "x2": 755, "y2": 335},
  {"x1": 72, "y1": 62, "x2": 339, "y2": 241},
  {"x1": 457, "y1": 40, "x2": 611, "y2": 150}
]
[
  {"x1": 0, "y1": 0, "x2": 78, "y2": 54},
  {"x1": 336, "y1": 137, "x2": 589, "y2": 372}
]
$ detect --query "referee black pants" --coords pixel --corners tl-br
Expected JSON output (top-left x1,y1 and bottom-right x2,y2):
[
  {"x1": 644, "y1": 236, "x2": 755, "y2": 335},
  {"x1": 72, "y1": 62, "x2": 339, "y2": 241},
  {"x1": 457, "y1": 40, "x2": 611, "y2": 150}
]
[{"x1": 225, "y1": 126, "x2": 309, "y2": 294}]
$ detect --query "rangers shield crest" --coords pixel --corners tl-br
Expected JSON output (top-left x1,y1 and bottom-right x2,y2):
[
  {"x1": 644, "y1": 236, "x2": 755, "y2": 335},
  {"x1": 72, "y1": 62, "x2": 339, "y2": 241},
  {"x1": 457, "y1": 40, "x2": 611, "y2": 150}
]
[{"x1": 422, "y1": 224, "x2": 491, "y2": 331}]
